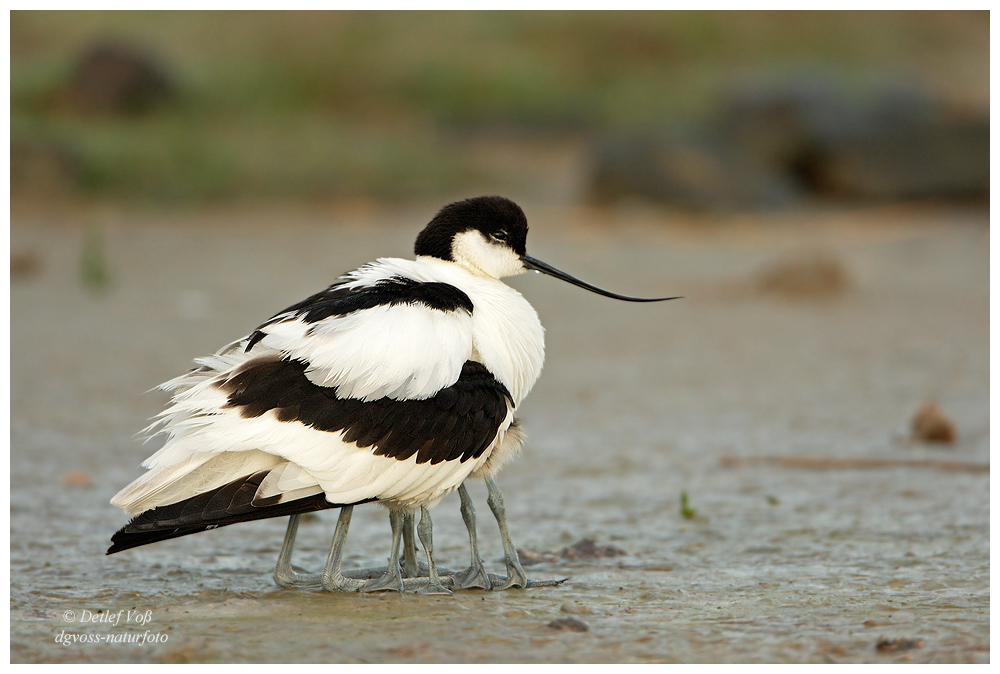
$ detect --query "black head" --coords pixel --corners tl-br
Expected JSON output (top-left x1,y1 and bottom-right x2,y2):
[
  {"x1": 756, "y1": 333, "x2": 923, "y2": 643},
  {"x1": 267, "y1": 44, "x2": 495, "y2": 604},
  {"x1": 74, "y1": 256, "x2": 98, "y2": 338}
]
[
  {"x1": 415, "y1": 195, "x2": 681, "y2": 301},
  {"x1": 414, "y1": 195, "x2": 528, "y2": 261}
]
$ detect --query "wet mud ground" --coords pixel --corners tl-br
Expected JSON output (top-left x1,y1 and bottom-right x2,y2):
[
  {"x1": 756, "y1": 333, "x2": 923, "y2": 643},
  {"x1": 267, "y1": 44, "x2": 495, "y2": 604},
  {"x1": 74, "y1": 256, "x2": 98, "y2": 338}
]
[{"x1": 10, "y1": 203, "x2": 989, "y2": 663}]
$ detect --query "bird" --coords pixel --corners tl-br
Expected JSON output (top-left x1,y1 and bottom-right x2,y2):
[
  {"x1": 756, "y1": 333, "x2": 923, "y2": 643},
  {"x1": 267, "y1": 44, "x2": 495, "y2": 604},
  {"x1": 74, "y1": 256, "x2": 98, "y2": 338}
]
[{"x1": 107, "y1": 195, "x2": 678, "y2": 593}]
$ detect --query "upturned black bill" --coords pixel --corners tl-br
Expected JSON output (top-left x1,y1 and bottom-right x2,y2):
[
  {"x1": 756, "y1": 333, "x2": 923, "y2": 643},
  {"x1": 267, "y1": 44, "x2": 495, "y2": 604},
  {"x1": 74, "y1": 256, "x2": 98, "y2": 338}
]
[{"x1": 521, "y1": 255, "x2": 681, "y2": 303}]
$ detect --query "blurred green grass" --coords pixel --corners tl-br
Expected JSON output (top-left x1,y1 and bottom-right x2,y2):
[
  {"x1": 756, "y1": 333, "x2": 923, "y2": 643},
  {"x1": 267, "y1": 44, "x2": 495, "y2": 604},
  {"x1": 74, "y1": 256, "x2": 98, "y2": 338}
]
[{"x1": 11, "y1": 11, "x2": 988, "y2": 202}]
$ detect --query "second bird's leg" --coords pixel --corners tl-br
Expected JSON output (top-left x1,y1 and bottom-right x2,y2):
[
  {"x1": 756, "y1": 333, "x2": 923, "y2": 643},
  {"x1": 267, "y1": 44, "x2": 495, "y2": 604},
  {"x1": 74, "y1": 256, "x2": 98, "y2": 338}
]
[
  {"x1": 273, "y1": 514, "x2": 322, "y2": 588},
  {"x1": 415, "y1": 506, "x2": 453, "y2": 595},
  {"x1": 320, "y1": 506, "x2": 367, "y2": 591},
  {"x1": 485, "y1": 476, "x2": 529, "y2": 590},
  {"x1": 362, "y1": 509, "x2": 406, "y2": 592},
  {"x1": 484, "y1": 477, "x2": 567, "y2": 590},
  {"x1": 401, "y1": 511, "x2": 422, "y2": 577},
  {"x1": 451, "y1": 483, "x2": 493, "y2": 590}
]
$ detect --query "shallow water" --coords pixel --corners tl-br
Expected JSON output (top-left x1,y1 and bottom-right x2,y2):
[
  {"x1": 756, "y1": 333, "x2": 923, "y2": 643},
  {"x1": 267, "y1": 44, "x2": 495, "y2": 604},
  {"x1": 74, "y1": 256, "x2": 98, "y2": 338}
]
[{"x1": 10, "y1": 204, "x2": 989, "y2": 663}]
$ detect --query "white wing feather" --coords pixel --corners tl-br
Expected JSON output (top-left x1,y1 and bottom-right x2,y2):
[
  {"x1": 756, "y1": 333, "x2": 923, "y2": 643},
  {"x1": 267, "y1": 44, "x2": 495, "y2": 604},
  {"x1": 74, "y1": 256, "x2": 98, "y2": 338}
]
[{"x1": 259, "y1": 302, "x2": 472, "y2": 401}]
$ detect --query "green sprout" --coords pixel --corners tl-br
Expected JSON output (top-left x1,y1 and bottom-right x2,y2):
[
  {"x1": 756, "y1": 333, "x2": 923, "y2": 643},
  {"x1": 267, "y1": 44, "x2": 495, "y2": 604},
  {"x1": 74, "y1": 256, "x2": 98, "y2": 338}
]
[{"x1": 680, "y1": 490, "x2": 697, "y2": 520}]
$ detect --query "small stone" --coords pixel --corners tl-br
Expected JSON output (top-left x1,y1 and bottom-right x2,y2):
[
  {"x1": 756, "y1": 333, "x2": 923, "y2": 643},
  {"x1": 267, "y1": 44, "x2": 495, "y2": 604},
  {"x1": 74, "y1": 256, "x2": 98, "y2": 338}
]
[
  {"x1": 911, "y1": 402, "x2": 956, "y2": 444},
  {"x1": 876, "y1": 636, "x2": 925, "y2": 652},
  {"x1": 518, "y1": 538, "x2": 627, "y2": 566},
  {"x1": 559, "y1": 538, "x2": 627, "y2": 561},
  {"x1": 547, "y1": 617, "x2": 589, "y2": 633}
]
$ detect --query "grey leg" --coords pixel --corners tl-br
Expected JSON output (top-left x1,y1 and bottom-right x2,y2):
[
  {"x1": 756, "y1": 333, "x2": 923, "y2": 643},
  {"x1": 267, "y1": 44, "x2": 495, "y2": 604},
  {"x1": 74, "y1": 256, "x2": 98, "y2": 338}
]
[
  {"x1": 274, "y1": 508, "x2": 464, "y2": 592},
  {"x1": 401, "y1": 511, "x2": 421, "y2": 577},
  {"x1": 274, "y1": 514, "x2": 323, "y2": 588},
  {"x1": 320, "y1": 505, "x2": 366, "y2": 591},
  {"x1": 415, "y1": 506, "x2": 453, "y2": 595},
  {"x1": 485, "y1": 477, "x2": 528, "y2": 589},
  {"x1": 451, "y1": 484, "x2": 493, "y2": 590},
  {"x1": 361, "y1": 509, "x2": 406, "y2": 592},
  {"x1": 484, "y1": 477, "x2": 567, "y2": 590}
]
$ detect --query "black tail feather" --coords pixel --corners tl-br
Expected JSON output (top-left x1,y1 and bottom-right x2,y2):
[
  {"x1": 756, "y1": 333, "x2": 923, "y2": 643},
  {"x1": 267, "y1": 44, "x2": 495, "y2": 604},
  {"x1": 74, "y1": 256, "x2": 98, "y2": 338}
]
[{"x1": 107, "y1": 470, "x2": 374, "y2": 554}]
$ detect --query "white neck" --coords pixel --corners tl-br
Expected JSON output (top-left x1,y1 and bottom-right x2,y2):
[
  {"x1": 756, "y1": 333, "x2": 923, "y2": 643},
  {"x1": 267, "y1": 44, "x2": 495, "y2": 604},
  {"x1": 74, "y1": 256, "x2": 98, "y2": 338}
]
[
  {"x1": 415, "y1": 256, "x2": 545, "y2": 406},
  {"x1": 450, "y1": 230, "x2": 526, "y2": 280}
]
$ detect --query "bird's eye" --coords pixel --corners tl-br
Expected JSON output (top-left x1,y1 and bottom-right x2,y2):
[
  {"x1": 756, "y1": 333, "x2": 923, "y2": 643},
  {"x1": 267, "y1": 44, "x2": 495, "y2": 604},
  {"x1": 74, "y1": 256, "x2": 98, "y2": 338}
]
[{"x1": 492, "y1": 230, "x2": 509, "y2": 242}]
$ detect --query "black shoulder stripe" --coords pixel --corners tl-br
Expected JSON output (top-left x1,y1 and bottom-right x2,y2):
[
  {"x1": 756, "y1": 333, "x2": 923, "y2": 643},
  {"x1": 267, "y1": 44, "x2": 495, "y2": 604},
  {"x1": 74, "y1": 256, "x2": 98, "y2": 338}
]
[
  {"x1": 245, "y1": 276, "x2": 473, "y2": 349},
  {"x1": 245, "y1": 277, "x2": 472, "y2": 352},
  {"x1": 106, "y1": 470, "x2": 375, "y2": 554},
  {"x1": 218, "y1": 358, "x2": 512, "y2": 466}
]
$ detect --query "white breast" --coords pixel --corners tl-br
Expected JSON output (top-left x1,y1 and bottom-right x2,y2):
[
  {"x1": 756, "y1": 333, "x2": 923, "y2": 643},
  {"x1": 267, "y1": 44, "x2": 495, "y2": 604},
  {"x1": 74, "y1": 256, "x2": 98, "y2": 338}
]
[{"x1": 413, "y1": 256, "x2": 545, "y2": 406}]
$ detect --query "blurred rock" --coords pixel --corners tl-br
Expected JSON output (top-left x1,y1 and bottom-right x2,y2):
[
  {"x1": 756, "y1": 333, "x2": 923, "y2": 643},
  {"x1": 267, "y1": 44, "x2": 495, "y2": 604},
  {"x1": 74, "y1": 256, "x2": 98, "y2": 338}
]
[
  {"x1": 63, "y1": 41, "x2": 175, "y2": 115},
  {"x1": 876, "y1": 636, "x2": 925, "y2": 652},
  {"x1": 718, "y1": 74, "x2": 989, "y2": 203},
  {"x1": 756, "y1": 250, "x2": 849, "y2": 299},
  {"x1": 559, "y1": 538, "x2": 628, "y2": 561},
  {"x1": 587, "y1": 128, "x2": 797, "y2": 211},
  {"x1": 518, "y1": 538, "x2": 627, "y2": 566},
  {"x1": 911, "y1": 402, "x2": 956, "y2": 444},
  {"x1": 546, "y1": 617, "x2": 590, "y2": 633},
  {"x1": 585, "y1": 70, "x2": 989, "y2": 211},
  {"x1": 806, "y1": 114, "x2": 989, "y2": 201},
  {"x1": 719, "y1": 73, "x2": 865, "y2": 172}
]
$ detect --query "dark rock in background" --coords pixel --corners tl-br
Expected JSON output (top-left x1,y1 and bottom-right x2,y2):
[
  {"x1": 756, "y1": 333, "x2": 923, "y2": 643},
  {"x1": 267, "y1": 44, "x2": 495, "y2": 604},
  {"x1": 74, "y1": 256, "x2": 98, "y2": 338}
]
[
  {"x1": 588, "y1": 128, "x2": 798, "y2": 211},
  {"x1": 587, "y1": 73, "x2": 988, "y2": 211},
  {"x1": 719, "y1": 74, "x2": 868, "y2": 174},
  {"x1": 62, "y1": 41, "x2": 175, "y2": 115},
  {"x1": 805, "y1": 113, "x2": 988, "y2": 201}
]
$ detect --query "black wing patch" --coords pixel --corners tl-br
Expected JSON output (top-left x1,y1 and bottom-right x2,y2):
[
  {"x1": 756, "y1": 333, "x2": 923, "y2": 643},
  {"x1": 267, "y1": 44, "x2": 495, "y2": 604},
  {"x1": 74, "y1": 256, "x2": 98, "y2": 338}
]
[
  {"x1": 106, "y1": 470, "x2": 376, "y2": 555},
  {"x1": 245, "y1": 276, "x2": 474, "y2": 351},
  {"x1": 219, "y1": 358, "x2": 512, "y2": 465}
]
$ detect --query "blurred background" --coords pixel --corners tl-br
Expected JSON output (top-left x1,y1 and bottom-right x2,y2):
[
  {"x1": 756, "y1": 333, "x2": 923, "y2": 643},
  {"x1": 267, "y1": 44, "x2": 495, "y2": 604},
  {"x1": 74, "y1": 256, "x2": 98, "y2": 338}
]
[{"x1": 10, "y1": 10, "x2": 989, "y2": 209}]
